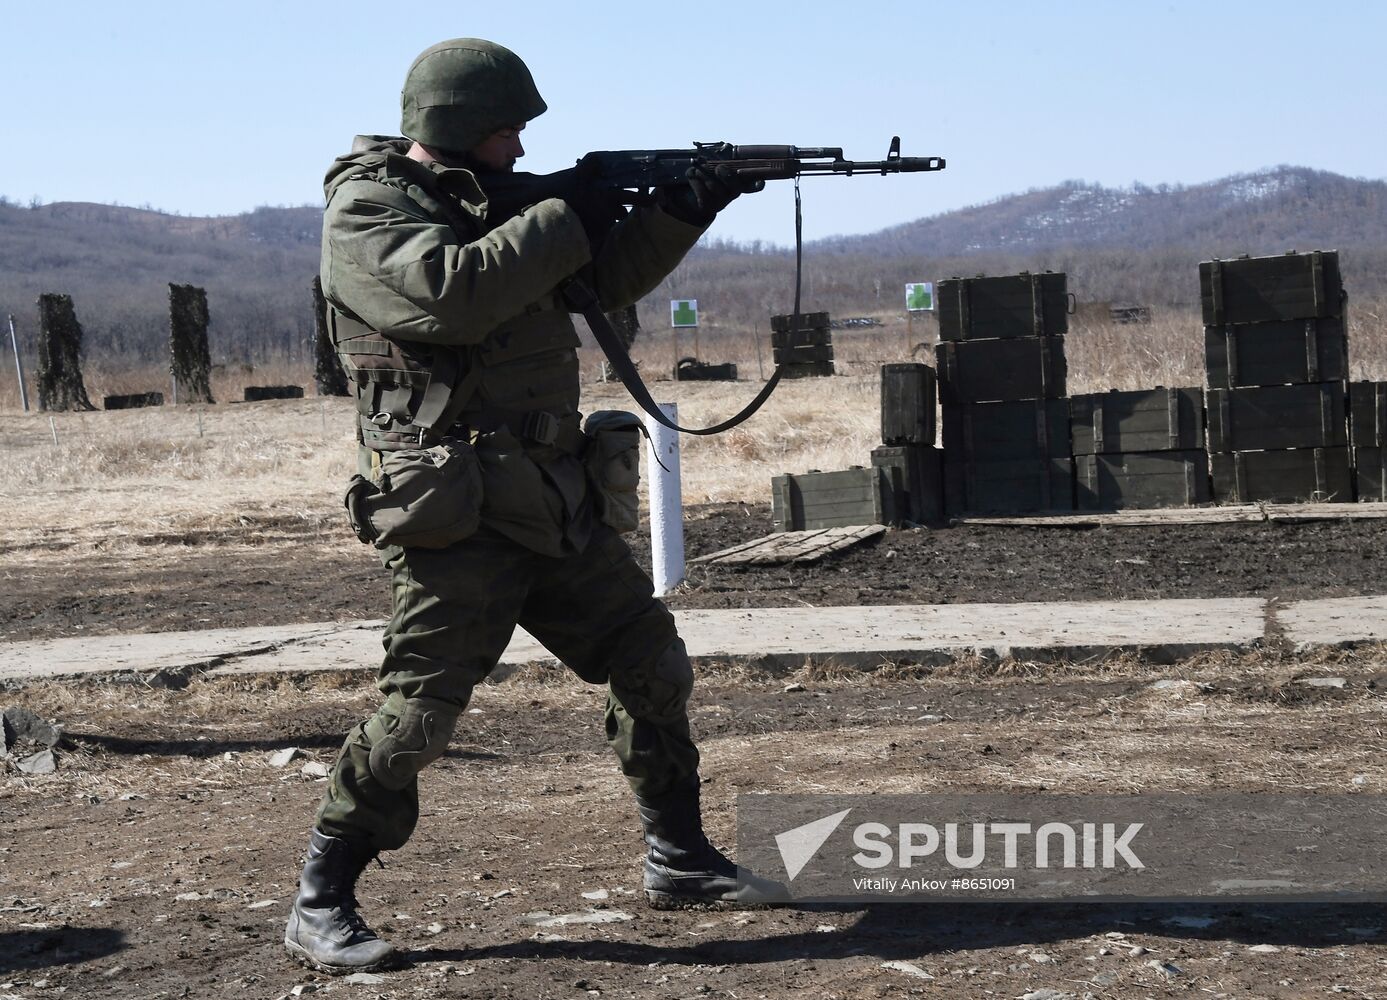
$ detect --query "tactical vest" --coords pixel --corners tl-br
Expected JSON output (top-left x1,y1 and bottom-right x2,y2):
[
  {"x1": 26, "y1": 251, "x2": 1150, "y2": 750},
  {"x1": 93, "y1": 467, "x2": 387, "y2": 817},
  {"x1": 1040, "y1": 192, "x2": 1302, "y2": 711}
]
[
  {"x1": 325, "y1": 165, "x2": 585, "y2": 454},
  {"x1": 328, "y1": 306, "x2": 471, "y2": 450}
]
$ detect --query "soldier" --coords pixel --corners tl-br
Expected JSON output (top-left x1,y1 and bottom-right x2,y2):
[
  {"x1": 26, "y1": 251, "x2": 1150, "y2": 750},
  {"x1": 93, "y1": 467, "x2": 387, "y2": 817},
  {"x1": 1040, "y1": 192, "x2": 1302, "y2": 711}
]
[{"x1": 284, "y1": 38, "x2": 780, "y2": 974}]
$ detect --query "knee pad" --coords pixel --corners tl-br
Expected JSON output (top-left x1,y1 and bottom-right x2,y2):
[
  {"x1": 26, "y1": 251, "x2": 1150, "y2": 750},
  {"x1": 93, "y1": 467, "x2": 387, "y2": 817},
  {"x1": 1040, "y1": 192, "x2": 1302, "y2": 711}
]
[
  {"x1": 613, "y1": 639, "x2": 694, "y2": 723},
  {"x1": 365, "y1": 694, "x2": 460, "y2": 791}
]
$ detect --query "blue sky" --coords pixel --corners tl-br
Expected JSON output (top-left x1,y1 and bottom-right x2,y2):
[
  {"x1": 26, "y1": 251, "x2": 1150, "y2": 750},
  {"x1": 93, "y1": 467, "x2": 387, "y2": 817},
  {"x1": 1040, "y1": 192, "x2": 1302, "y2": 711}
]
[{"x1": 4, "y1": 0, "x2": 1384, "y2": 243}]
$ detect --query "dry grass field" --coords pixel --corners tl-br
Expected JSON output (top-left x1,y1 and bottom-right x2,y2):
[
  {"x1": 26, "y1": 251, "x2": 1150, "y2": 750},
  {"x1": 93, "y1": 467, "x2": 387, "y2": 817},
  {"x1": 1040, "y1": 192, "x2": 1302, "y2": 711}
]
[
  {"x1": 5, "y1": 307, "x2": 1387, "y2": 998},
  {"x1": 6, "y1": 303, "x2": 1385, "y2": 510}
]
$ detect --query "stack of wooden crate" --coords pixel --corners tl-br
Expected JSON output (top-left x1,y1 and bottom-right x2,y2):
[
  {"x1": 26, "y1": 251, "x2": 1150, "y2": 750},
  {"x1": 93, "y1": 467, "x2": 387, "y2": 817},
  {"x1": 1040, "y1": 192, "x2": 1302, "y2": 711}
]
[
  {"x1": 770, "y1": 311, "x2": 834, "y2": 378},
  {"x1": 770, "y1": 362, "x2": 944, "y2": 531},
  {"x1": 935, "y1": 272, "x2": 1073, "y2": 512},
  {"x1": 1201, "y1": 250, "x2": 1353, "y2": 502},
  {"x1": 871, "y1": 363, "x2": 944, "y2": 525},
  {"x1": 1350, "y1": 382, "x2": 1386, "y2": 501},
  {"x1": 1070, "y1": 388, "x2": 1210, "y2": 509}
]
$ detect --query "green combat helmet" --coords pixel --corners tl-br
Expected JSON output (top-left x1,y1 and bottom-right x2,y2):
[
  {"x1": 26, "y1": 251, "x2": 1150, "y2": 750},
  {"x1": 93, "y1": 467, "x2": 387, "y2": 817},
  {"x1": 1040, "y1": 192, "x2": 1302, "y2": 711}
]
[{"x1": 401, "y1": 38, "x2": 547, "y2": 156}]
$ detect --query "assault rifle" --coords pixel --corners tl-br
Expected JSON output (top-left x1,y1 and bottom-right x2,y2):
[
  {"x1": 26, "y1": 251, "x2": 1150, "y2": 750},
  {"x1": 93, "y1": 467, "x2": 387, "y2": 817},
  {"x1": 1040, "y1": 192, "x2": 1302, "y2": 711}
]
[
  {"x1": 481, "y1": 135, "x2": 945, "y2": 218},
  {"x1": 481, "y1": 137, "x2": 946, "y2": 436}
]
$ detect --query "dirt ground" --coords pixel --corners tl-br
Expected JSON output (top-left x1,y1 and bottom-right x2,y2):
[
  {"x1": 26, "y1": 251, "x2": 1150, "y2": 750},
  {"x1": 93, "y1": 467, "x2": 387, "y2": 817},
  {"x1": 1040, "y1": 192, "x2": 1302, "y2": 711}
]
[
  {"x1": 5, "y1": 652, "x2": 1387, "y2": 999},
  {"x1": 4, "y1": 505, "x2": 1387, "y2": 998},
  {"x1": 4, "y1": 501, "x2": 1387, "y2": 641}
]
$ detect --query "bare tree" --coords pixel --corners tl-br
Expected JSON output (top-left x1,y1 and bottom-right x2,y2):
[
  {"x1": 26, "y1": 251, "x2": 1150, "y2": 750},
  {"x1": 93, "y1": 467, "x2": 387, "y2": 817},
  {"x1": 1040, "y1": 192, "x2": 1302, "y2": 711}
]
[
  {"x1": 312, "y1": 276, "x2": 349, "y2": 396},
  {"x1": 169, "y1": 283, "x2": 215, "y2": 403},
  {"x1": 36, "y1": 293, "x2": 96, "y2": 411}
]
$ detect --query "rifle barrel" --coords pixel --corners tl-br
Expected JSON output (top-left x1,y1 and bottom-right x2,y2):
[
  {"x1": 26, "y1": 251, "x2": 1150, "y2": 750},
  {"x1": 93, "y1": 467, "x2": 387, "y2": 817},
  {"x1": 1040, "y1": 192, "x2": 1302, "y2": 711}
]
[{"x1": 795, "y1": 156, "x2": 946, "y2": 175}]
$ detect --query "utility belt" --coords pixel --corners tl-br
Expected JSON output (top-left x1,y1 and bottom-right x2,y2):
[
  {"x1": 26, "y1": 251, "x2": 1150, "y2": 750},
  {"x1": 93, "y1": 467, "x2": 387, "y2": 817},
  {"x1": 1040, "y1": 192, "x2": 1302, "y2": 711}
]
[
  {"x1": 451, "y1": 409, "x2": 586, "y2": 457},
  {"x1": 359, "y1": 402, "x2": 585, "y2": 456}
]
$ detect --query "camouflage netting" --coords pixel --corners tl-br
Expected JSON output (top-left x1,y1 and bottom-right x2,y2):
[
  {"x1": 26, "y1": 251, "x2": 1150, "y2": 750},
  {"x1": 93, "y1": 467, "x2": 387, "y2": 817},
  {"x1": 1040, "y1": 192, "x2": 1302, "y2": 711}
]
[
  {"x1": 600, "y1": 304, "x2": 641, "y2": 382},
  {"x1": 169, "y1": 283, "x2": 214, "y2": 404},
  {"x1": 36, "y1": 293, "x2": 96, "y2": 412},
  {"x1": 312, "y1": 276, "x2": 349, "y2": 396}
]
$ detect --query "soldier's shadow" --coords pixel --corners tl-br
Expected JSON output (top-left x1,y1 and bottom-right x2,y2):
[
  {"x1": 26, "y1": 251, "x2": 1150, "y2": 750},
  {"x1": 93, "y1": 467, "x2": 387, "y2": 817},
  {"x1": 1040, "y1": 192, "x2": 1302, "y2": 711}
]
[
  {"x1": 0, "y1": 927, "x2": 126, "y2": 975},
  {"x1": 415, "y1": 901, "x2": 1387, "y2": 967},
  {"x1": 69, "y1": 731, "x2": 502, "y2": 762}
]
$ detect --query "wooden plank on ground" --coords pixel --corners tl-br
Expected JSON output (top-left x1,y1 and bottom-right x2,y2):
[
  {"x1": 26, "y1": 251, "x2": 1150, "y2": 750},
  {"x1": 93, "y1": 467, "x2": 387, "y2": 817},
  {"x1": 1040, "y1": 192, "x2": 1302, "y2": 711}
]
[
  {"x1": 953, "y1": 502, "x2": 1387, "y2": 528},
  {"x1": 952, "y1": 508, "x2": 1260, "y2": 527},
  {"x1": 690, "y1": 524, "x2": 887, "y2": 566},
  {"x1": 1269, "y1": 501, "x2": 1387, "y2": 522}
]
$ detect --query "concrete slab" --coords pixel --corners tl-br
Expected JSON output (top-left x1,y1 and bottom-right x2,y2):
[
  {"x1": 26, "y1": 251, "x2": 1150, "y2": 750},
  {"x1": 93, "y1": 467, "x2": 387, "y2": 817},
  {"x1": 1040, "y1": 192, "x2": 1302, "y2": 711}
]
[
  {"x1": 0, "y1": 622, "x2": 347, "y2": 683},
  {"x1": 206, "y1": 621, "x2": 555, "y2": 677},
  {"x1": 0, "y1": 597, "x2": 1270, "y2": 683},
  {"x1": 0, "y1": 619, "x2": 556, "y2": 683},
  {"x1": 1280, "y1": 596, "x2": 1387, "y2": 650},
  {"x1": 671, "y1": 599, "x2": 1266, "y2": 667}
]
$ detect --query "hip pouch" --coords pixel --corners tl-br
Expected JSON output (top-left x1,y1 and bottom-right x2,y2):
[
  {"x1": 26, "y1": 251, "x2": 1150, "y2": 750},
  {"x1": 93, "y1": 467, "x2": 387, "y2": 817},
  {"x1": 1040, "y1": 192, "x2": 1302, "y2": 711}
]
[
  {"x1": 582, "y1": 410, "x2": 644, "y2": 534},
  {"x1": 343, "y1": 438, "x2": 483, "y2": 549}
]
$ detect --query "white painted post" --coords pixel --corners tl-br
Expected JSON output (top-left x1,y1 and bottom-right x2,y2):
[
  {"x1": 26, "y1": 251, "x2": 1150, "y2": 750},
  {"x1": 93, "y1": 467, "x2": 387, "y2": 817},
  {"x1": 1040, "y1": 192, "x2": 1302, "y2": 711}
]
[
  {"x1": 8, "y1": 315, "x2": 29, "y2": 412},
  {"x1": 645, "y1": 403, "x2": 684, "y2": 597}
]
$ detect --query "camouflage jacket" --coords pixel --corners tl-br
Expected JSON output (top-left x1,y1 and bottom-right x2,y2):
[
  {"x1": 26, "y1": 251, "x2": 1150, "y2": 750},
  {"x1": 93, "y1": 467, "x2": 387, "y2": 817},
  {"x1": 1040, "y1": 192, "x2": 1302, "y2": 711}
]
[{"x1": 321, "y1": 136, "x2": 705, "y2": 556}]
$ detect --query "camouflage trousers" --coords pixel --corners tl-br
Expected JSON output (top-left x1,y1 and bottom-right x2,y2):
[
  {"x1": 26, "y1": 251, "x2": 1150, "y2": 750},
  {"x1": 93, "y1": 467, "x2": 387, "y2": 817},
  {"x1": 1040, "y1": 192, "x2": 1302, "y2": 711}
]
[{"x1": 315, "y1": 523, "x2": 699, "y2": 852}]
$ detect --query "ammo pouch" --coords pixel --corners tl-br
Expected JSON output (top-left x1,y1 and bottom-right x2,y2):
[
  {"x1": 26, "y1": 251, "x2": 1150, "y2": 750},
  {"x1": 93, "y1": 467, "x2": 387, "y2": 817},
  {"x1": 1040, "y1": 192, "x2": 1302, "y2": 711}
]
[
  {"x1": 582, "y1": 410, "x2": 643, "y2": 534},
  {"x1": 344, "y1": 438, "x2": 483, "y2": 549}
]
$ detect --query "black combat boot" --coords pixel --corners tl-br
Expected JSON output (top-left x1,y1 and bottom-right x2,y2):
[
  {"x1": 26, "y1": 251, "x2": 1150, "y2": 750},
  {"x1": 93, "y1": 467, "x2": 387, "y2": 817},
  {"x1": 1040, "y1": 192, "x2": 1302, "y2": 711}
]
[
  {"x1": 283, "y1": 829, "x2": 398, "y2": 973},
  {"x1": 635, "y1": 774, "x2": 787, "y2": 909}
]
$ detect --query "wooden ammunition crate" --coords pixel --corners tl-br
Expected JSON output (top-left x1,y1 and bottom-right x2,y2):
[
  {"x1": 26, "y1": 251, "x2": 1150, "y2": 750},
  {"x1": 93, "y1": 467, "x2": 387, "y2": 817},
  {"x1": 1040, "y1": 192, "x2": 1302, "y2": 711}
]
[
  {"x1": 942, "y1": 398, "x2": 1070, "y2": 462},
  {"x1": 881, "y1": 363, "x2": 937, "y2": 446},
  {"x1": 871, "y1": 445, "x2": 944, "y2": 525},
  {"x1": 1075, "y1": 450, "x2": 1211, "y2": 510},
  {"x1": 937, "y1": 272, "x2": 1068, "y2": 341},
  {"x1": 771, "y1": 467, "x2": 886, "y2": 531},
  {"x1": 1355, "y1": 448, "x2": 1385, "y2": 501},
  {"x1": 103, "y1": 392, "x2": 164, "y2": 410},
  {"x1": 935, "y1": 337, "x2": 1067, "y2": 405},
  {"x1": 675, "y1": 359, "x2": 738, "y2": 381},
  {"x1": 771, "y1": 322, "x2": 833, "y2": 371},
  {"x1": 770, "y1": 311, "x2": 830, "y2": 334},
  {"x1": 944, "y1": 457, "x2": 1074, "y2": 514},
  {"x1": 1210, "y1": 447, "x2": 1353, "y2": 503},
  {"x1": 779, "y1": 360, "x2": 835, "y2": 379},
  {"x1": 1070, "y1": 387, "x2": 1204, "y2": 456},
  {"x1": 1349, "y1": 381, "x2": 1387, "y2": 448},
  {"x1": 1205, "y1": 314, "x2": 1349, "y2": 389},
  {"x1": 773, "y1": 343, "x2": 835, "y2": 365},
  {"x1": 244, "y1": 385, "x2": 305, "y2": 401},
  {"x1": 771, "y1": 326, "x2": 832, "y2": 349},
  {"x1": 1199, "y1": 250, "x2": 1343, "y2": 327},
  {"x1": 1206, "y1": 383, "x2": 1348, "y2": 453}
]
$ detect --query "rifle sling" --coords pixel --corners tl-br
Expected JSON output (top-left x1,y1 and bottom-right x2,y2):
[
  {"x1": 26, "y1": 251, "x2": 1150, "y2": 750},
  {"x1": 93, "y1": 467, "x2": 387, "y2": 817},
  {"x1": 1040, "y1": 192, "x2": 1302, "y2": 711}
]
[
  {"x1": 567, "y1": 279, "x2": 783, "y2": 436},
  {"x1": 566, "y1": 175, "x2": 813, "y2": 436}
]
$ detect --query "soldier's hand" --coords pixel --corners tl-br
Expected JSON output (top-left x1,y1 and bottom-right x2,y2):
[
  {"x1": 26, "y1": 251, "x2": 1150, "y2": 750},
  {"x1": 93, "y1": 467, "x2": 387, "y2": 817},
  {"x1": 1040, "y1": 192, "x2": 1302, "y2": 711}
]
[
  {"x1": 558, "y1": 177, "x2": 626, "y2": 252},
  {"x1": 658, "y1": 163, "x2": 764, "y2": 226}
]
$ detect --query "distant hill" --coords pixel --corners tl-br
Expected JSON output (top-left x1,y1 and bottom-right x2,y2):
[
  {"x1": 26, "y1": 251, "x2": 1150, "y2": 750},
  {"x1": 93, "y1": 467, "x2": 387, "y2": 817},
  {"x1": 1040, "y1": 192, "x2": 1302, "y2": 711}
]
[
  {"x1": 680, "y1": 166, "x2": 1387, "y2": 322},
  {"x1": 816, "y1": 166, "x2": 1387, "y2": 259},
  {"x1": 0, "y1": 199, "x2": 321, "y2": 363},
  {"x1": 2, "y1": 165, "x2": 1383, "y2": 366}
]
